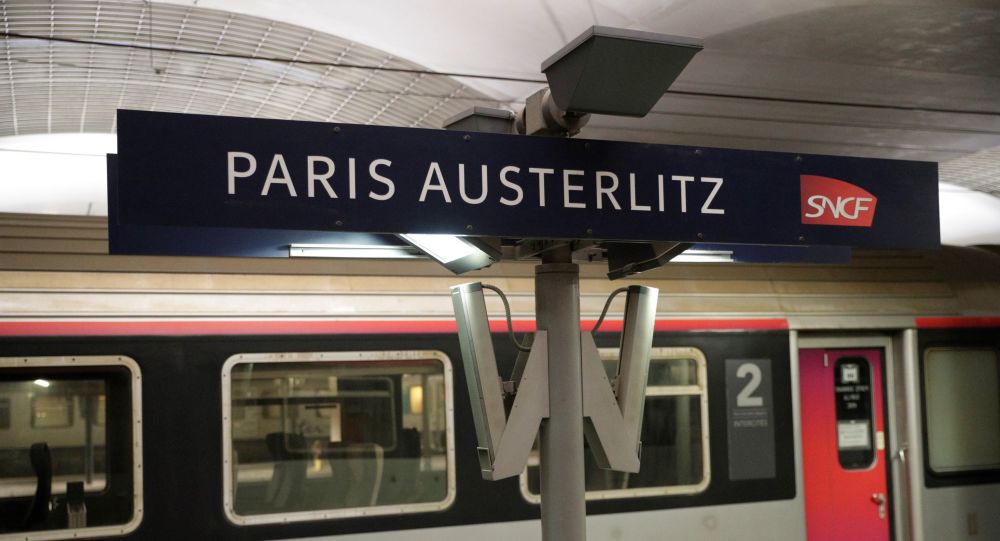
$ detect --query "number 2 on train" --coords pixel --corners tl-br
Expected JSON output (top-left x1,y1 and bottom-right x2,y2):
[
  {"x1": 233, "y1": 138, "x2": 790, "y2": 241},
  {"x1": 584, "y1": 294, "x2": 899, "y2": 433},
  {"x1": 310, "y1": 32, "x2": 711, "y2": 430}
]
[{"x1": 736, "y1": 362, "x2": 764, "y2": 407}]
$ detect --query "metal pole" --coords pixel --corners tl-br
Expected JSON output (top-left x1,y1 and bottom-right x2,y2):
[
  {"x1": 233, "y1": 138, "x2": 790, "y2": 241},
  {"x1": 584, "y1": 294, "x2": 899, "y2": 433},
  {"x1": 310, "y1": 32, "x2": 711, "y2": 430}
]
[{"x1": 535, "y1": 248, "x2": 587, "y2": 541}]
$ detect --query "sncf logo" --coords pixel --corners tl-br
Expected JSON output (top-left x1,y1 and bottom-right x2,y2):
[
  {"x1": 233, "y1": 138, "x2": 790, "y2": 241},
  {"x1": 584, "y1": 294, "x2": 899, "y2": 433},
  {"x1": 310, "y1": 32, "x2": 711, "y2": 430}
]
[{"x1": 800, "y1": 175, "x2": 877, "y2": 227}]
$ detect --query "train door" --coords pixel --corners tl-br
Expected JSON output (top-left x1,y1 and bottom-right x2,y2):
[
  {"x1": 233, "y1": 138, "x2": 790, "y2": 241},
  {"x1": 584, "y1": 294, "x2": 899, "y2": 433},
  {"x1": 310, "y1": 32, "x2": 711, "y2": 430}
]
[{"x1": 799, "y1": 347, "x2": 890, "y2": 541}]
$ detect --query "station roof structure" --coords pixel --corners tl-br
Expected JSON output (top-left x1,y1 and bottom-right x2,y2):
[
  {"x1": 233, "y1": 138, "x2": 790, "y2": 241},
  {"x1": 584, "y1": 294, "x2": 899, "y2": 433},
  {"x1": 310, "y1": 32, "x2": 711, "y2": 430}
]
[{"x1": 1, "y1": 0, "x2": 998, "y2": 245}]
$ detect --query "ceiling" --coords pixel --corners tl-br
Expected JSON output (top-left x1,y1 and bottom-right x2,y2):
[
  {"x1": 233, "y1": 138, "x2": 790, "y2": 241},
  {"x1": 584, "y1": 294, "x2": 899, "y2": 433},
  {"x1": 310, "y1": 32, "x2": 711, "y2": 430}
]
[{"x1": 0, "y1": 0, "x2": 998, "y2": 243}]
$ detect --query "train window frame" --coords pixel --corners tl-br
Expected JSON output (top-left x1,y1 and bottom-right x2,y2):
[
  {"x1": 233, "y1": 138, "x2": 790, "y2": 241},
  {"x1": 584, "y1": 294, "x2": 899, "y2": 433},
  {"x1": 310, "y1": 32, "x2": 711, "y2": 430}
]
[
  {"x1": 0, "y1": 355, "x2": 143, "y2": 541},
  {"x1": 518, "y1": 346, "x2": 711, "y2": 503},
  {"x1": 221, "y1": 350, "x2": 457, "y2": 526},
  {"x1": 0, "y1": 397, "x2": 10, "y2": 430},
  {"x1": 922, "y1": 346, "x2": 1000, "y2": 475}
]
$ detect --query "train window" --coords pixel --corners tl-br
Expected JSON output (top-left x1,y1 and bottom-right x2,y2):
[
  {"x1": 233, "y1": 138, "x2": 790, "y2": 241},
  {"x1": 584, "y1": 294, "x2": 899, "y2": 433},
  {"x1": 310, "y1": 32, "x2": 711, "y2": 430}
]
[
  {"x1": 924, "y1": 348, "x2": 1000, "y2": 473},
  {"x1": 521, "y1": 347, "x2": 710, "y2": 502},
  {"x1": 222, "y1": 350, "x2": 456, "y2": 525},
  {"x1": 0, "y1": 356, "x2": 142, "y2": 540},
  {"x1": 6, "y1": 381, "x2": 103, "y2": 495}
]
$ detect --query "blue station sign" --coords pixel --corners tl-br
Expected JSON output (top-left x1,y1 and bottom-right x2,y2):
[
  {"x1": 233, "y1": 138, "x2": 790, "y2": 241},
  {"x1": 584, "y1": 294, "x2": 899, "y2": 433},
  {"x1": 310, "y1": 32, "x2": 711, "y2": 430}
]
[{"x1": 111, "y1": 110, "x2": 940, "y2": 250}]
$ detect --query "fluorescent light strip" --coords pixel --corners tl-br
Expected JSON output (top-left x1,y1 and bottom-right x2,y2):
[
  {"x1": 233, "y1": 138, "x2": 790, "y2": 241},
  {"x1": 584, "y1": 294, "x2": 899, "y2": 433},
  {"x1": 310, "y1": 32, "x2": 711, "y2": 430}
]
[
  {"x1": 289, "y1": 244, "x2": 421, "y2": 259},
  {"x1": 673, "y1": 249, "x2": 733, "y2": 263}
]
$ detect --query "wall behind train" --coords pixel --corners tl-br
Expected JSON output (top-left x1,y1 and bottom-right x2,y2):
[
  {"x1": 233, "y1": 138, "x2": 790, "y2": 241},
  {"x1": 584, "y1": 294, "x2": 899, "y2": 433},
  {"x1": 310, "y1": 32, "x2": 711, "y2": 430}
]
[{"x1": 3, "y1": 213, "x2": 997, "y2": 326}]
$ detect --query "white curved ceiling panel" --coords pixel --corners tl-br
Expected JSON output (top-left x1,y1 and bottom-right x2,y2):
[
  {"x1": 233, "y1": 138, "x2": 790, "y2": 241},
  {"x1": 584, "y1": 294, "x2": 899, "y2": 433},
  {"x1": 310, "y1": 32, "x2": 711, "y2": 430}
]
[
  {"x1": 0, "y1": 0, "x2": 497, "y2": 137},
  {"x1": 1, "y1": 0, "x2": 999, "y2": 244}
]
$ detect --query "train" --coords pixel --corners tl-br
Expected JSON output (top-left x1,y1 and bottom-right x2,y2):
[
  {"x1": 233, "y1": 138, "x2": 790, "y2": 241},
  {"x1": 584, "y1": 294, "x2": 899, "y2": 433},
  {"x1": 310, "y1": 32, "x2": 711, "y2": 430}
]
[{"x1": 0, "y1": 212, "x2": 998, "y2": 540}]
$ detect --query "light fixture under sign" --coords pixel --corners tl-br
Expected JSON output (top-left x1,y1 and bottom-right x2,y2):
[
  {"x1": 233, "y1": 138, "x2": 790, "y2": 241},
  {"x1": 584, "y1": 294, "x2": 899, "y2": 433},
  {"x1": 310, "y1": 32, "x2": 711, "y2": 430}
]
[
  {"x1": 398, "y1": 234, "x2": 500, "y2": 274},
  {"x1": 672, "y1": 249, "x2": 733, "y2": 263},
  {"x1": 289, "y1": 243, "x2": 421, "y2": 259},
  {"x1": 289, "y1": 235, "x2": 499, "y2": 274}
]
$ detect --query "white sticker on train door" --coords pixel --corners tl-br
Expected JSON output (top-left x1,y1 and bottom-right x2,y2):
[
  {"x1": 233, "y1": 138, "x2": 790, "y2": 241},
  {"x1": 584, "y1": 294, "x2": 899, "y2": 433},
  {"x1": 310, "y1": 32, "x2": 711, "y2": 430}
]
[{"x1": 837, "y1": 420, "x2": 871, "y2": 449}]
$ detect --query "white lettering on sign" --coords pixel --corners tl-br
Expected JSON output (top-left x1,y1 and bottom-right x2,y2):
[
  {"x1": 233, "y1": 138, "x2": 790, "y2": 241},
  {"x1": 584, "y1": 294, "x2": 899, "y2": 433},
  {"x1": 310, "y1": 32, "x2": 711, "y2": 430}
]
[
  {"x1": 368, "y1": 159, "x2": 394, "y2": 201},
  {"x1": 499, "y1": 166, "x2": 523, "y2": 206},
  {"x1": 227, "y1": 152, "x2": 256, "y2": 195},
  {"x1": 595, "y1": 171, "x2": 621, "y2": 210},
  {"x1": 805, "y1": 196, "x2": 874, "y2": 220},
  {"x1": 701, "y1": 177, "x2": 725, "y2": 215},
  {"x1": 799, "y1": 175, "x2": 878, "y2": 227},
  {"x1": 629, "y1": 173, "x2": 651, "y2": 212},
  {"x1": 230, "y1": 152, "x2": 401, "y2": 202},
  {"x1": 459, "y1": 164, "x2": 488, "y2": 205},
  {"x1": 224, "y1": 152, "x2": 730, "y2": 217},
  {"x1": 262, "y1": 154, "x2": 297, "y2": 197},
  {"x1": 529, "y1": 167, "x2": 553, "y2": 207},
  {"x1": 347, "y1": 158, "x2": 357, "y2": 199},
  {"x1": 563, "y1": 169, "x2": 586, "y2": 209},
  {"x1": 420, "y1": 162, "x2": 451, "y2": 203},
  {"x1": 672, "y1": 175, "x2": 694, "y2": 213},
  {"x1": 307, "y1": 156, "x2": 336, "y2": 198}
]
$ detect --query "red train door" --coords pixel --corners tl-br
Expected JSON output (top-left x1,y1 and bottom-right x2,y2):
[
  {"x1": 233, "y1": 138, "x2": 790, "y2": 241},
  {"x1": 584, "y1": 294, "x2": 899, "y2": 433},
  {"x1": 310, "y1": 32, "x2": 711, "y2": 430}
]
[{"x1": 800, "y1": 348, "x2": 890, "y2": 541}]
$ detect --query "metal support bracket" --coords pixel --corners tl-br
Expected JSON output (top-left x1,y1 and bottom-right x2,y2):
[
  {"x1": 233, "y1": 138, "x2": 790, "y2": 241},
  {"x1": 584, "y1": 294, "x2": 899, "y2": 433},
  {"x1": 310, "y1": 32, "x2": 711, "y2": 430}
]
[
  {"x1": 518, "y1": 88, "x2": 590, "y2": 137},
  {"x1": 487, "y1": 332, "x2": 548, "y2": 480},
  {"x1": 451, "y1": 282, "x2": 548, "y2": 480},
  {"x1": 583, "y1": 285, "x2": 657, "y2": 471},
  {"x1": 582, "y1": 332, "x2": 639, "y2": 471},
  {"x1": 451, "y1": 281, "x2": 657, "y2": 480}
]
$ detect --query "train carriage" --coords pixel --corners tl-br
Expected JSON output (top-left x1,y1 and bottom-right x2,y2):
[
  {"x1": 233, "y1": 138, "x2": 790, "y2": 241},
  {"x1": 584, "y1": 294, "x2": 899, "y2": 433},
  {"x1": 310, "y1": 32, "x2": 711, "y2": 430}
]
[{"x1": 0, "y1": 213, "x2": 998, "y2": 540}]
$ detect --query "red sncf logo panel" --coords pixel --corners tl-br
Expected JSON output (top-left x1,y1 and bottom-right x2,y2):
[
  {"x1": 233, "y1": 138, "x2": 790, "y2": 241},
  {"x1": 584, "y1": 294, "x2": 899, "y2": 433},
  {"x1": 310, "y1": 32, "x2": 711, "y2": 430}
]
[{"x1": 800, "y1": 175, "x2": 877, "y2": 227}]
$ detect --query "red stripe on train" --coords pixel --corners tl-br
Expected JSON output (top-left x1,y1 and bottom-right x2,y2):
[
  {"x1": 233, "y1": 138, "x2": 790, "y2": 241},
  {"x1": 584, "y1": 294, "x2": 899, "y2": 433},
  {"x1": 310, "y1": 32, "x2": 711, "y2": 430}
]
[
  {"x1": 916, "y1": 317, "x2": 1000, "y2": 329},
  {"x1": 0, "y1": 318, "x2": 787, "y2": 336}
]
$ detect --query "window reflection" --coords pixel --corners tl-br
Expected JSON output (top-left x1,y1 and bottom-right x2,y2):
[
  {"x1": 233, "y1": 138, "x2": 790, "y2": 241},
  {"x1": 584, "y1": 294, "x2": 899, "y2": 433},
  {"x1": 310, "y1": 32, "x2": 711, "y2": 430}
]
[
  {"x1": 525, "y1": 349, "x2": 709, "y2": 500},
  {"x1": 925, "y1": 348, "x2": 1000, "y2": 473},
  {"x1": 227, "y1": 356, "x2": 452, "y2": 520},
  {"x1": 0, "y1": 379, "x2": 108, "y2": 500}
]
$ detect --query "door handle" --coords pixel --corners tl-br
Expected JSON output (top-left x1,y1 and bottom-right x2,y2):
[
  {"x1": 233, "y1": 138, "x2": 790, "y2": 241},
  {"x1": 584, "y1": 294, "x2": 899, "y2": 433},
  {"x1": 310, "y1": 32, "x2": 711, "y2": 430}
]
[{"x1": 871, "y1": 492, "x2": 886, "y2": 519}]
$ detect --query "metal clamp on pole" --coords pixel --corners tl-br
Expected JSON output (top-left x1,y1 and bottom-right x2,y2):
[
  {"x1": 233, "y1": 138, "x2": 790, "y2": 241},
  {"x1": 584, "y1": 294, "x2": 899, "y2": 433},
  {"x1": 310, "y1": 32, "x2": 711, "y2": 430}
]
[
  {"x1": 451, "y1": 282, "x2": 549, "y2": 480},
  {"x1": 583, "y1": 285, "x2": 658, "y2": 472}
]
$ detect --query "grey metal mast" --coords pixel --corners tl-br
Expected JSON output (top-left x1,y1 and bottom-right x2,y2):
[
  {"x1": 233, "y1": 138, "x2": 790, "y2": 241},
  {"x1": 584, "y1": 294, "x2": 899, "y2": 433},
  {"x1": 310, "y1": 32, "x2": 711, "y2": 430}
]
[{"x1": 536, "y1": 253, "x2": 587, "y2": 539}]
